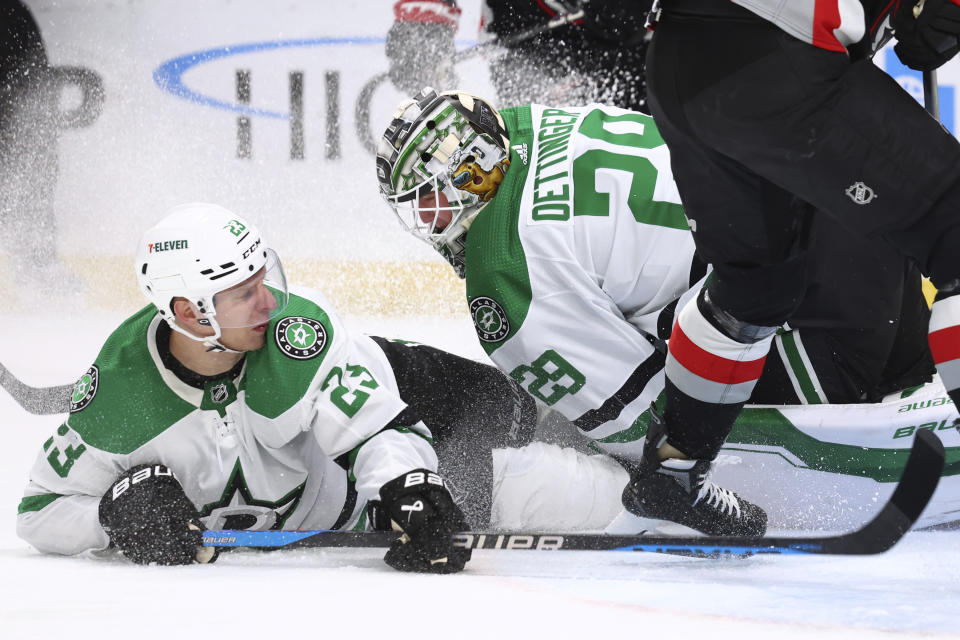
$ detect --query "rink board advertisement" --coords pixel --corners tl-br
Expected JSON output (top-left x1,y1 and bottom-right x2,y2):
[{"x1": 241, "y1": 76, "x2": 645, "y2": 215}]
[
  {"x1": 11, "y1": 0, "x2": 960, "y2": 312},
  {"x1": 26, "y1": 0, "x2": 491, "y2": 262}
]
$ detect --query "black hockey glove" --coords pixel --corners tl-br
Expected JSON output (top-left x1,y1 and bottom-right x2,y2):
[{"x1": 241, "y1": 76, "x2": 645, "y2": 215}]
[
  {"x1": 386, "y1": 0, "x2": 459, "y2": 95},
  {"x1": 98, "y1": 464, "x2": 216, "y2": 565},
  {"x1": 372, "y1": 469, "x2": 471, "y2": 574},
  {"x1": 894, "y1": 0, "x2": 960, "y2": 71}
]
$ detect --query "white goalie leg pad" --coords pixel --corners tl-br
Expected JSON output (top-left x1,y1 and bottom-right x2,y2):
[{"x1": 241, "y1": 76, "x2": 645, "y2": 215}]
[{"x1": 490, "y1": 442, "x2": 628, "y2": 531}]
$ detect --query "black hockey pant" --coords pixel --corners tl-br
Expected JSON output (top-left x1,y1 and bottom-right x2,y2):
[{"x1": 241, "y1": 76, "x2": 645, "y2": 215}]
[
  {"x1": 371, "y1": 337, "x2": 538, "y2": 528},
  {"x1": 646, "y1": 8, "x2": 960, "y2": 457}
]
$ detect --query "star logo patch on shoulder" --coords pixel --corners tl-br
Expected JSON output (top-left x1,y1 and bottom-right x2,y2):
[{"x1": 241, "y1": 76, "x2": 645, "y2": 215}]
[
  {"x1": 70, "y1": 365, "x2": 99, "y2": 413},
  {"x1": 275, "y1": 316, "x2": 327, "y2": 360},
  {"x1": 470, "y1": 296, "x2": 510, "y2": 342}
]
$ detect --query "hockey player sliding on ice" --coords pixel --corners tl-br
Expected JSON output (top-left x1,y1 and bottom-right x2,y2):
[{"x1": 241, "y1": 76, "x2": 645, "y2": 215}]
[
  {"x1": 16, "y1": 203, "x2": 543, "y2": 571},
  {"x1": 375, "y1": 88, "x2": 941, "y2": 538}
]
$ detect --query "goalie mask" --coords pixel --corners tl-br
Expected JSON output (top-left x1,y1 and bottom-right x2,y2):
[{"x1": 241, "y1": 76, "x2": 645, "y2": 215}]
[
  {"x1": 136, "y1": 203, "x2": 289, "y2": 352},
  {"x1": 376, "y1": 87, "x2": 510, "y2": 278}
]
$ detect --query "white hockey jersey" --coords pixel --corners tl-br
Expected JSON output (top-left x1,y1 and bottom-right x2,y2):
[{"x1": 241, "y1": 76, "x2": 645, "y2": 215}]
[
  {"x1": 465, "y1": 103, "x2": 701, "y2": 452},
  {"x1": 17, "y1": 285, "x2": 437, "y2": 556}
]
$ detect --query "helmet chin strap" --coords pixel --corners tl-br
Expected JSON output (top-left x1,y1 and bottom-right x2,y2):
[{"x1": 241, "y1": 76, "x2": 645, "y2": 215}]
[
  {"x1": 168, "y1": 315, "x2": 244, "y2": 355},
  {"x1": 203, "y1": 339, "x2": 242, "y2": 354}
]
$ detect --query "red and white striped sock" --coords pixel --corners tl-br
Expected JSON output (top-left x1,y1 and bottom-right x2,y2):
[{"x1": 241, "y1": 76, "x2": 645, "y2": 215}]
[
  {"x1": 666, "y1": 298, "x2": 774, "y2": 405},
  {"x1": 928, "y1": 295, "x2": 960, "y2": 403}
]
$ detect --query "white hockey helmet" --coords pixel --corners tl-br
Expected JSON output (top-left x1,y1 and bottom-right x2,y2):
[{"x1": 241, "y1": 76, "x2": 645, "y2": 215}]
[
  {"x1": 376, "y1": 87, "x2": 510, "y2": 278},
  {"x1": 135, "y1": 203, "x2": 289, "y2": 351}
]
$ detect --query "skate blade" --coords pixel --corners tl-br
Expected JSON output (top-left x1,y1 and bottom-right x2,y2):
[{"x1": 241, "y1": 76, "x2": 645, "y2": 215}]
[{"x1": 603, "y1": 509, "x2": 703, "y2": 537}]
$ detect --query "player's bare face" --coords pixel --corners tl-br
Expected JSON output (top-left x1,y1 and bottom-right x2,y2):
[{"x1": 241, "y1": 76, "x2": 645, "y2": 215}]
[
  {"x1": 418, "y1": 190, "x2": 452, "y2": 232},
  {"x1": 214, "y1": 267, "x2": 278, "y2": 351}
]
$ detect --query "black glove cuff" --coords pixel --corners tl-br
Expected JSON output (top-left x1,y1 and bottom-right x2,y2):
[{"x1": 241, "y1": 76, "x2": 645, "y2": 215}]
[{"x1": 99, "y1": 464, "x2": 208, "y2": 565}]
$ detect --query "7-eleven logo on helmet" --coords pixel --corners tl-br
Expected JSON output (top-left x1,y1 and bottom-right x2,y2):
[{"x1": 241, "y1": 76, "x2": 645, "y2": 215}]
[{"x1": 148, "y1": 239, "x2": 189, "y2": 253}]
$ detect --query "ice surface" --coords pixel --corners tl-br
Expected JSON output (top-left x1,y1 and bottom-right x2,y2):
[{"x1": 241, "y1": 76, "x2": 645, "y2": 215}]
[{"x1": 2, "y1": 311, "x2": 959, "y2": 639}]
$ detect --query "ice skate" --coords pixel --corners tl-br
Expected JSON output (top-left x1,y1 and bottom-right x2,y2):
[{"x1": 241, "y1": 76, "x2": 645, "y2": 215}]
[{"x1": 621, "y1": 405, "x2": 767, "y2": 537}]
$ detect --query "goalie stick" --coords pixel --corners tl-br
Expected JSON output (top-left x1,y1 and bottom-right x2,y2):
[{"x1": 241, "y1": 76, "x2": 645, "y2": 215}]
[{"x1": 203, "y1": 428, "x2": 944, "y2": 558}]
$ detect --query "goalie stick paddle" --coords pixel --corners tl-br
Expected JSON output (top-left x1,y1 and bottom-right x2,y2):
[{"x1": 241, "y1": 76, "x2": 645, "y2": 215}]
[{"x1": 203, "y1": 429, "x2": 944, "y2": 557}]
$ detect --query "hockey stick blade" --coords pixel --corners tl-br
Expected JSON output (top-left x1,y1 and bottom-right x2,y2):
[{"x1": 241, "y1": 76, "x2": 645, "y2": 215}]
[
  {"x1": 0, "y1": 361, "x2": 71, "y2": 415},
  {"x1": 204, "y1": 429, "x2": 944, "y2": 557}
]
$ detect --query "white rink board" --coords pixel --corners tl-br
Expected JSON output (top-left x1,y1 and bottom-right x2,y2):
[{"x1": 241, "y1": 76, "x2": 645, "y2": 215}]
[
  {"x1": 25, "y1": 0, "x2": 493, "y2": 265},
  {"x1": 22, "y1": 0, "x2": 960, "y2": 269}
]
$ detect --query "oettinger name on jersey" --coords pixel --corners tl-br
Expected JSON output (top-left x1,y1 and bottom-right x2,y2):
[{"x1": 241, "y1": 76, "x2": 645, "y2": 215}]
[
  {"x1": 70, "y1": 365, "x2": 99, "y2": 413},
  {"x1": 275, "y1": 316, "x2": 327, "y2": 359},
  {"x1": 470, "y1": 297, "x2": 510, "y2": 342}
]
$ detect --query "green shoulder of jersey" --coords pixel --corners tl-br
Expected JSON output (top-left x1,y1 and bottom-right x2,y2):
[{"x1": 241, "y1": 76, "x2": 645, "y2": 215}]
[
  {"x1": 464, "y1": 104, "x2": 535, "y2": 356},
  {"x1": 65, "y1": 305, "x2": 193, "y2": 454},
  {"x1": 67, "y1": 290, "x2": 336, "y2": 454},
  {"x1": 244, "y1": 289, "x2": 335, "y2": 419}
]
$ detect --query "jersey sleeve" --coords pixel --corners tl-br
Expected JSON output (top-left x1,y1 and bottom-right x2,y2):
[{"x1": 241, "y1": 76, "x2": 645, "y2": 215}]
[
  {"x1": 16, "y1": 309, "x2": 177, "y2": 556},
  {"x1": 488, "y1": 266, "x2": 668, "y2": 444},
  {"x1": 16, "y1": 418, "x2": 121, "y2": 555},
  {"x1": 297, "y1": 294, "x2": 439, "y2": 500}
]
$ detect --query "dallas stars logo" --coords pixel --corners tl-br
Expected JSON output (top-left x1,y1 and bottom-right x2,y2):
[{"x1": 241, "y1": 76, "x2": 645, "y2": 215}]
[
  {"x1": 275, "y1": 316, "x2": 327, "y2": 360},
  {"x1": 70, "y1": 365, "x2": 99, "y2": 413},
  {"x1": 200, "y1": 459, "x2": 305, "y2": 531},
  {"x1": 470, "y1": 296, "x2": 510, "y2": 342}
]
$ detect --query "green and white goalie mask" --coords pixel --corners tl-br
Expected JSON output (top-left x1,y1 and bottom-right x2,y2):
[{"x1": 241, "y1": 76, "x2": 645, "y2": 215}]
[
  {"x1": 135, "y1": 203, "x2": 289, "y2": 352},
  {"x1": 376, "y1": 88, "x2": 511, "y2": 277}
]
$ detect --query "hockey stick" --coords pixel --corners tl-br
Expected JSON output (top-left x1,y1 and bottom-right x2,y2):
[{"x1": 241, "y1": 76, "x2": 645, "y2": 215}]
[
  {"x1": 923, "y1": 68, "x2": 940, "y2": 119},
  {"x1": 355, "y1": 10, "x2": 585, "y2": 153},
  {"x1": 204, "y1": 428, "x2": 944, "y2": 557},
  {"x1": 0, "y1": 361, "x2": 71, "y2": 415}
]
